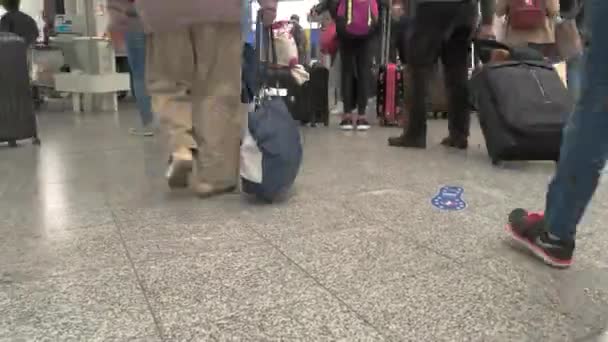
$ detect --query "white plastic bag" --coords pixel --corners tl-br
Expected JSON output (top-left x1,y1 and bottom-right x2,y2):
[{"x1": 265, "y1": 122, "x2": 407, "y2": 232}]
[
  {"x1": 271, "y1": 21, "x2": 299, "y2": 67},
  {"x1": 494, "y1": 15, "x2": 507, "y2": 42}
]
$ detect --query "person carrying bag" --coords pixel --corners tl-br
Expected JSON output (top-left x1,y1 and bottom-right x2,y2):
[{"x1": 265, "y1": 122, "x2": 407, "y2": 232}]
[{"x1": 240, "y1": 10, "x2": 303, "y2": 202}]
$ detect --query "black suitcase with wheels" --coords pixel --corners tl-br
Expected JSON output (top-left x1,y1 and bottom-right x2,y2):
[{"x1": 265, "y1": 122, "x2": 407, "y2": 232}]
[
  {"x1": 471, "y1": 40, "x2": 572, "y2": 165},
  {"x1": 308, "y1": 63, "x2": 329, "y2": 126},
  {"x1": 281, "y1": 68, "x2": 311, "y2": 124},
  {"x1": 285, "y1": 64, "x2": 329, "y2": 126},
  {"x1": 0, "y1": 33, "x2": 39, "y2": 147}
]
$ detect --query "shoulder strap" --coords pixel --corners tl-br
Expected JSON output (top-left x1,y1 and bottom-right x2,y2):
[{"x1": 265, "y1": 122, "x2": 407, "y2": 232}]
[{"x1": 255, "y1": 10, "x2": 278, "y2": 93}]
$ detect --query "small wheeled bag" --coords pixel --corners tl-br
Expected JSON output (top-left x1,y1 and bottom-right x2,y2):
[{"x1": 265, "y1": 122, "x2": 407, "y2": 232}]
[{"x1": 470, "y1": 40, "x2": 573, "y2": 165}]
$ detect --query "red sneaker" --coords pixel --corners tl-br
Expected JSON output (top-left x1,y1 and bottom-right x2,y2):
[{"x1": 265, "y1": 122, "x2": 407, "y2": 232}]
[{"x1": 506, "y1": 209, "x2": 575, "y2": 268}]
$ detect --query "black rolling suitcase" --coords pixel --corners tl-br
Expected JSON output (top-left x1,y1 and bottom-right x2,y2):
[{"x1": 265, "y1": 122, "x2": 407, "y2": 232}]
[
  {"x1": 308, "y1": 63, "x2": 330, "y2": 126},
  {"x1": 0, "y1": 33, "x2": 40, "y2": 147},
  {"x1": 471, "y1": 40, "x2": 572, "y2": 165},
  {"x1": 285, "y1": 64, "x2": 329, "y2": 127},
  {"x1": 282, "y1": 69, "x2": 311, "y2": 124}
]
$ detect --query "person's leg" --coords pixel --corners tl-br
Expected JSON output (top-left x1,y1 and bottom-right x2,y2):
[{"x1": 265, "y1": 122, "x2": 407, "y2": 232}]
[
  {"x1": 124, "y1": 31, "x2": 154, "y2": 135},
  {"x1": 507, "y1": 0, "x2": 608, "y2": 268},
  {"x1": 146, "y1": 30, "x2": 197, "y2": 188},
  {"x1": 440, "y1": 24, "x2": 473, "y2": 149},
  {"x1": 339, "y1": 39, "x2": 356, "y2": 130},
  {"x1": 354, "y1": 38, "x2": 372, "y2": 130},
  {"x1": 190, "y1": 22, "x2": 243, "y2": 197},
  {"x1": 388, "y1": 3, "x2": 445, "y2": 148},
  {"x1": 566, "y1": 53, "x2": 583, "y2": 101}
]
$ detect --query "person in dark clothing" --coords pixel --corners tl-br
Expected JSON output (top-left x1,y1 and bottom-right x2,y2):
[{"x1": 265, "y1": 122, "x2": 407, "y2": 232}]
[
  {"x1": 290, "y1": 14, "x2": 308, "y2": 65},
  {"x1": 338, "y1": 35, "x2": 374, "y2": 130},
  {"x1": 0, "y1": 0, "x2": 39, "y2": 45},
  {"x1": 312, "y1": 0, "x2": 380, "y2": 131},
  {"x1": 388, "y1": 0, "x2": 495, "y2": 149},
  {"x1": 389, "y1": 0, "x2": 411, "y2": 63}
]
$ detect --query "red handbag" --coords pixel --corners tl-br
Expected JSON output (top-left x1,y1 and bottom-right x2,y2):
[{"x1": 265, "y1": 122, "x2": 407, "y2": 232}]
[{"x1": 320, "y1": 22, "x2": 338, "y2": 56}]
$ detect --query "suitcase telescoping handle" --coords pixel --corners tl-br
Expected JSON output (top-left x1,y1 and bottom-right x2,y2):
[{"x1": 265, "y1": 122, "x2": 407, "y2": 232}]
[
  {"x1": 473, "y1": 38, "x2": 546, "y2": 64},
  {"x1": 379, "y1": 2, "x2": 392, "y2": 65},
  {"x1": 255, "y1": 9, "x2": 280, "y2": 96},
  {"x1": 255, "y1": 9, "x2": 278, "y2": 67},
  {"x1": 474, "y1": 39, "x2": 512, "y2": 54}
]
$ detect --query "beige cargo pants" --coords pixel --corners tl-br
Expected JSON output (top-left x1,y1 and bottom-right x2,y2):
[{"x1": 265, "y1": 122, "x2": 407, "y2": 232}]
[{"x1": 146, "y1": 23, "x2": 243, "y2": 191}]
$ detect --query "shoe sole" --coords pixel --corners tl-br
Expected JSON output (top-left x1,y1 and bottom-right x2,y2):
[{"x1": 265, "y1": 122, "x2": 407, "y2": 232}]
[
  {"x1": 196, "y1": 186, "x2": 236, "y2": 198},
  {"x1": 129, "y1": 129, "x2": 155, "y2": 137},
  {"x1": 505, "y1": 224, "x2": 572, "y2": 268},
  {"x1": 340, "y1": 125, "x2": 354, "y2": 131},
  {"x1": 356, "y1": 125, "x2": 371, "y2": 131},
  {"x1": 440, "y1": 142, "x2": 467, "y2": 150},
  {"x1": 167, "y1": 159, "x2": 193, "y2": 189}
]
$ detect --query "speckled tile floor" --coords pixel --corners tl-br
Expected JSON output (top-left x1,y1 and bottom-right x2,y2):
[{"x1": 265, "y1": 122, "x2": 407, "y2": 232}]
[{"x1": 0, "y1": 104, "x2": 607, "y2": 341}]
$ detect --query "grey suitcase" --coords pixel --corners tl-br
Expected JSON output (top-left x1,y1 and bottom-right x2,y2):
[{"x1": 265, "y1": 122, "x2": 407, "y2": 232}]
[{"x1": 0, "y1": 32, "x2": 39, "y2": 147}]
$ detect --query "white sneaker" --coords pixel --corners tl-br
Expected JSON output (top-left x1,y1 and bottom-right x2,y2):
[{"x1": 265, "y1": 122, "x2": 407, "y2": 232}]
[
  {"x1": 129, "y1": 126, "x2": 154, "y2": 137},
  {"x1": 356, "y1": 118, "x2": 371, "y2": 131},
  {"x1": 339, "y1": 118, "x2": 354, "y2": 131},
  {"x1": 166, "y1": 150, "x2": 194, "y2": 189}
]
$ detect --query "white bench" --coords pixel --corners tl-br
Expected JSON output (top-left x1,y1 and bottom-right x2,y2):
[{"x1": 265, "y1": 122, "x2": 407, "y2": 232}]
[{"x1": 54, "y1": 72, "x2": 131, "y2": 112}]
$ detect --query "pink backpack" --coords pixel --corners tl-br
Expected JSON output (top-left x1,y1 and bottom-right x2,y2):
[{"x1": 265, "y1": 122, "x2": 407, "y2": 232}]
[{"x1": 336, "y1": 0, "x2": 378, "y2": 37}]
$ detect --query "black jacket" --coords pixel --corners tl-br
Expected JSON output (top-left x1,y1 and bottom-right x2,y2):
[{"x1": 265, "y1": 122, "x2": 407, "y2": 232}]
[{"x1": 0, "y1": 11, "x2": 39, "y2": 46}]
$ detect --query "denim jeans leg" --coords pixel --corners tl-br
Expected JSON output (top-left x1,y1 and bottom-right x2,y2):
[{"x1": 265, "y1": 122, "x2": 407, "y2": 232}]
[
  {"x1": 566, "y1": 53, "x2": 585, "y2": 101},
  {"x1": 544, "y1": 0, "x2": 608, "y2": 241},
  {"x1": 125, "y1": 31, "x2": 154, "y2": 126}
]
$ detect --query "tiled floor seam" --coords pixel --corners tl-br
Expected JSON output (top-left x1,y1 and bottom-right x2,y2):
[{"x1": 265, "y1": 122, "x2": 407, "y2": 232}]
[
  {"x1": 110, "y1": 211, "x2": 166, "y2": 342},
  {"x1": 575, "y1": 328, "x2": 608, "y2": 342},
  {"x1": 243, "y1": 223, "x2": 393, "y2": 342},
  {"x1": 380, "y1": 226, "x2": 592, "y2": 338},
  {"x1": 378, "y1": 222, "x2": 576, "y2": 316}
]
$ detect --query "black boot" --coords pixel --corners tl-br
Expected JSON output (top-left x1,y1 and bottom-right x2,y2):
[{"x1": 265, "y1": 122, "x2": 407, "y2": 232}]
[
  {"x1": 440, "y1": 135, "x2": 468, "y2": 150},
  {"x1": 388, "y1": 134, "x2": 426, "y2": 149}
]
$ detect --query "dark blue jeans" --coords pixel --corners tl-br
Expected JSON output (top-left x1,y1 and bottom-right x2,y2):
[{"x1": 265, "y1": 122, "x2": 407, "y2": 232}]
[
  {"x1": 125, "y1": 31, "x2": 153, "y2": 126},
  {"x1": 566, "y1": 54, "x2": 583, "y2": 101},
  {"x1": 544, "y1": 0, "x2": 608, "y2": 241}
]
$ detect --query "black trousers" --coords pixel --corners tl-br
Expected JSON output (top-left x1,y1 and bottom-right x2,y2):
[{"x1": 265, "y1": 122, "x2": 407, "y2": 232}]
[
  {"x1": 339, "y1": 36, "x2": 372, "y2": 115},
  {"x1": 405, "y1": 2, "x2": 477, "y2": 139}
]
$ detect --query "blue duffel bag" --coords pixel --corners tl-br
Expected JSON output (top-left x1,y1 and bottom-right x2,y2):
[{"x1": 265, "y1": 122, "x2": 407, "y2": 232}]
[{"x1": 240, "y1": 91, "x2": 302, "y2": 202}]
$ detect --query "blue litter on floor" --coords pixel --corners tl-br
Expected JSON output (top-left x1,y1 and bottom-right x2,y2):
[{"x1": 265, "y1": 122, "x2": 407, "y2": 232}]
[{"x1": 431, "y1": 186, "x2": 467, "y2": 211}]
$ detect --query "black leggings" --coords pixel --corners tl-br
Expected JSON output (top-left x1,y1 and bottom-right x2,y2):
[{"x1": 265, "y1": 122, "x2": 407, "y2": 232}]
[{"x1": 339, "y1": 37, "x2": 372, "y2": 115}]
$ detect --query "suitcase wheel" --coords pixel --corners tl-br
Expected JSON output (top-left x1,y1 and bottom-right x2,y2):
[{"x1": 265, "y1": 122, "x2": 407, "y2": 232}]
[
  {"x1": 33, "y1": 137, "x2": 41, "y2": 146},
  {"x1": 8, "y1": 140, "x2": 17, "y2": 148},
  {"x1": 441, "y1": 112, "x2": 448, "y2": 119},
  {"x1": 491, "y1": 158, "x2": 500, "y2": 166}
]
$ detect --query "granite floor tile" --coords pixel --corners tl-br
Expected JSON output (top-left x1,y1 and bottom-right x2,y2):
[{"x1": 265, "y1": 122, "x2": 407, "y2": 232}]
[
  {"x1": 331, "y1": 263, "x2": 584, "y2": 341},
  {"x1": 240, "y1": 196, "x2": 367, "y2": 243},
  {"x1": 211, "y1": 292, "x2": 385, "y2": 341},
  {"x1": 119, "y1": 218, "x2": 266, "y2": 263},
  {"x1": 0, "y1": 224, "x2": 128, "y2": 282},
  {"x1": 344, "y1": 188, "x2": 506, "y2": 261},
  {"x1": 274, "y1": 226, "x2": 451, "y2": 291},
  {"x1": 0, "y1": 267, "x2": 158, "y2": 341},
  {"x1": 110, "y1": 193, "x2": 247, "y2": 222},
  {"x1": 469, "y1": 249, "x2": 608, "y2": 339},
  {"x1": 0, "y1": 205, "x2": 115, "y2": 234},
  {"x1": 134, "y1": 244, "x2": 339, "y2": 339},
  {"x1": 4, "y1": 109, "x2": 608, "y2": 340}
]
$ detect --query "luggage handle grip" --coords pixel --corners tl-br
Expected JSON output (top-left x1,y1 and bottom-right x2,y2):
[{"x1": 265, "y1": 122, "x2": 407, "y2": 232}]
[{"x1": 473, "y1": 39, "x2": 513, "y2": 54}]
